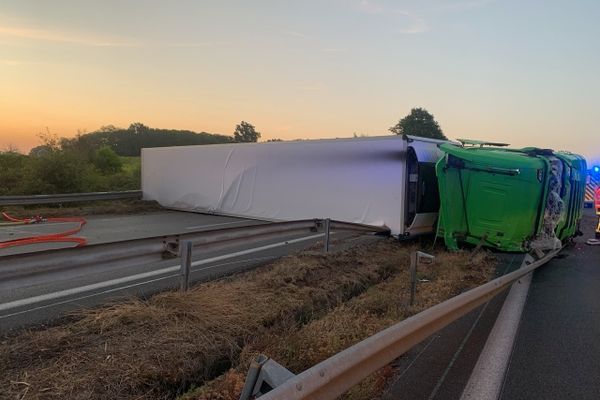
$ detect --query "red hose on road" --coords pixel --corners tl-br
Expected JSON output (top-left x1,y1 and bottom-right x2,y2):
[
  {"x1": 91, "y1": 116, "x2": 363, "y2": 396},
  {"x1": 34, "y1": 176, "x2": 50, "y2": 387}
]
[{"x1": 0, "y1": 212, "x2": 87, "y2": 249}]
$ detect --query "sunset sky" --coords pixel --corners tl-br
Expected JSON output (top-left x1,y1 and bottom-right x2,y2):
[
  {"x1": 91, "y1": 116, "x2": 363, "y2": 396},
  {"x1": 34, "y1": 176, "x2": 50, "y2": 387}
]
[{"x1": 1, "y1": 0, "x2": 599, "y2": 164}]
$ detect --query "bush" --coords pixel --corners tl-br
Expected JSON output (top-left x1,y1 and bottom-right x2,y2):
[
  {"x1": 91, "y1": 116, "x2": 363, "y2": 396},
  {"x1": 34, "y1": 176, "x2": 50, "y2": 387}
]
[
  {"x1": 0, "y1": 152, "x2": 28, "y2": 195},
  {"x1": 22, "y1": 150, "x2": 94, "y2": 194},
  {"x1": 93, "y1": 146, "x2": 123, "y2": 175}
]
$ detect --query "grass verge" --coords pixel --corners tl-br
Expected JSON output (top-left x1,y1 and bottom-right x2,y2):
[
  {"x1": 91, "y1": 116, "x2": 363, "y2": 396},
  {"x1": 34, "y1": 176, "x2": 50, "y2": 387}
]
[
  {"x1": 180, "y1": 250, "x2": 495, "y2": 400},
  {"x1": 1, "y1": 239, "x2": 415, "y2": 400}
]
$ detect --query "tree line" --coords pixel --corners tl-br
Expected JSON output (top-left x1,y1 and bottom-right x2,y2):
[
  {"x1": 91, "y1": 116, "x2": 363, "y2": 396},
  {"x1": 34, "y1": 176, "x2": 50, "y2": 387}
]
[
  {"x1": 0, "y1": 121, "x2": 262, "y2": 195},
  {"x1": 0, "y1": 134, "x2": 140, "y2": 195},
  {"x1": 0, "y1": 109, "x2": 444, "y2": 195}
]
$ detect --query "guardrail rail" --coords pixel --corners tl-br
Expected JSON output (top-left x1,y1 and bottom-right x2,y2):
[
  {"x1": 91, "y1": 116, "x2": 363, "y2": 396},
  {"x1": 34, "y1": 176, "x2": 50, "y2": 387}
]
[
  {"x1": 0, "y1": 190, "x2": 142, "y2": 206},
  {"x1": 0, "y1": 219, "x2": 390, "y2": 281},
  {"x1": 249, "y1": 247, "x2": 561, "y2": 400},
  {"x1": 0, "y1": 218, "x2": 390, "y2": 325}
]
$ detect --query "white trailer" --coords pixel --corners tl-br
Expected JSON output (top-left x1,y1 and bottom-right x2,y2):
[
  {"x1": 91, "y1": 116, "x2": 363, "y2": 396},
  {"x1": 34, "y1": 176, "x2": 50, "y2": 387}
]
[{"x1": 141, "y1": 135, "x2": 445, "y2": 236}]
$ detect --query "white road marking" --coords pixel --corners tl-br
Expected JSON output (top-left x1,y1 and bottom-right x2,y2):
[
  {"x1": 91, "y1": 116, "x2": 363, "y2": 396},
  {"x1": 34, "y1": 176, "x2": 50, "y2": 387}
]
[
  {"x1": 0, "y1": 233, "x2": 324, "y2": 313},
  {"x1": 382, "y1": 335, "x2": 438, "y2": 396},
  {"x1": 460, "y1": 254, "x2": 534, "y2": 400},
  {"x1": 428, "y1": 300, "x2": 491, "y2": 400},
  {"x1": 0, "y1": 255, "x2": 280, "y2": 320}
]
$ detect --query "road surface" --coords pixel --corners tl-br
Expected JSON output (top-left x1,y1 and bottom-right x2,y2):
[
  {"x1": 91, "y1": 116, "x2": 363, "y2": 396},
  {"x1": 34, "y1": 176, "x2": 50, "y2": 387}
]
[
  {"x1": 381, "y1": 253, "x2": 520, "y2": 400},
  {"x1": 500, "y1": 208, "x2": 600, "y2": 400},
  {"x1": 0, "y1": 211, "x2": 330, "y2": 332},
  {"x1": 0, "y1": 210, "x2": 265, "y2": 256},
  {"x1": 383, "y1": 208, "x2": 599, "y2": 399}
]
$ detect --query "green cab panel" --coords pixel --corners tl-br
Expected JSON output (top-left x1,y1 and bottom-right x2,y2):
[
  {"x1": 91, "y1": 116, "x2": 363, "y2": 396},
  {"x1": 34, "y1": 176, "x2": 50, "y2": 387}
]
[{"x1": 436, "y1": 143, "x2": 586, "y2": 252}]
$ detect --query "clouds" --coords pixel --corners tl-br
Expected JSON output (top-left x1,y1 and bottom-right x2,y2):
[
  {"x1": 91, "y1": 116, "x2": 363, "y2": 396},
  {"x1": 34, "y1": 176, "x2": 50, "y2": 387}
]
[
  {"x1": 0, "y1": 25, "x2": 132, "y2": 47},
  {"x1": 340, "y1": 0, "x2": 496, "y2": 34},
  {"x1": 0, "y1": 24, "x2": 217, "y2": 48},
  {"x1": 342, "y1": 0, "x2": 430, "y2": 34}
]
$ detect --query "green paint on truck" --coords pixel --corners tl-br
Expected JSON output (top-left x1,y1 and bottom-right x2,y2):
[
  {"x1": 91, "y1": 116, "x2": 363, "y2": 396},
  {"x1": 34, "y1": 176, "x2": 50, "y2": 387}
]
[{"x1": 436, "y1": 142, "x2": 586, "y2": 252}]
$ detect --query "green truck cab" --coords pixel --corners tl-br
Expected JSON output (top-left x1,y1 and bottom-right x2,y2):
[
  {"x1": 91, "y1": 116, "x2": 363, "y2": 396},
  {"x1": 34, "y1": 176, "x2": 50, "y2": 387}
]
[{"x1": 436, "y1": 140, "x2": 586, "y2": 252}]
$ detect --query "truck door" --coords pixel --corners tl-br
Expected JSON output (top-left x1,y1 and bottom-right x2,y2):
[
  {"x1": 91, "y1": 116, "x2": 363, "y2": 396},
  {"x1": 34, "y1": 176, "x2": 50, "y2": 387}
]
[
  {"x1": 406, "y1": 147, "x2": 419, "y2": 227},
  {"x1": 405, "y1": 146, "x2": 441, "y2": 229}
]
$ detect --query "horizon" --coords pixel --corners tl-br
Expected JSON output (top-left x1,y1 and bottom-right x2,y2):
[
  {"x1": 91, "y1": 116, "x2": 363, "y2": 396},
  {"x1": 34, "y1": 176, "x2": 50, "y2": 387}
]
[{"x1": 1, "y1": 0, "x2": 599, "y2": 164}]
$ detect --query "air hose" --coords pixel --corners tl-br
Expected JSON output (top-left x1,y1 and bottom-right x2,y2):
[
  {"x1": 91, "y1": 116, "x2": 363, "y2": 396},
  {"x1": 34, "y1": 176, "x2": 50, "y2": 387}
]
[{"x1": 0, "y1": 212, "x2": 87, "y2": 249}]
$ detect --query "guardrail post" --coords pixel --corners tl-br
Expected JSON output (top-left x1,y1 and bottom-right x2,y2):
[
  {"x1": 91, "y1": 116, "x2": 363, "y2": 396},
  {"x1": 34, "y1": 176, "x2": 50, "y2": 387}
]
[
  {"x1": 324, "y1": 218, "x2": 331, "y2": 253},
  {"x1": 410, "y1": 251, "x2": 435, "y2": 306},
  {"x1": 240, "y1": 354, "x2": 269, "y2": 400},
  {"x1": 409, "y1": 252, "x2": 417, "y2": 305},
  {"x1": 180, "y1": 241, "x2": 192, "y2": 292}
]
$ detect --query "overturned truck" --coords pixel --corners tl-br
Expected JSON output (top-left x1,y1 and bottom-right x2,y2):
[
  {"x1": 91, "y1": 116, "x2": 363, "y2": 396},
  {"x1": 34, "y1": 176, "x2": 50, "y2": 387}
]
[
  {"x1": 142, "y1": 135, "x2": 445, "y2": 237},
  {"x1": 142, "y1": 135, "x2": 587, "y2": 252},
  {"x1": 435, "y1": 140, "x2": 587, "y2": 252}
]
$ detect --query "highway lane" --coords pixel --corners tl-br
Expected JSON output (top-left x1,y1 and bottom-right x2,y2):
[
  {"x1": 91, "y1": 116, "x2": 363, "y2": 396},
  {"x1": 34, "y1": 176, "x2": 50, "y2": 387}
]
[
  {"x1": 382, "y1": 208, "x2": 598, "y2": 400},
  {"x1": 0, "y1": 230, "x2": 332, "y2": 333},
  {"x1": 381, "y1": 253, "x2": 521, "y2": 400},
  {"x1": 0, "y1": 211, "x2": 264, "y2": 256},
  {"x1": 0, "y1": 210, "x2": 333, "y2": 332},
  {"x1": 500, "y1": 208, "x2": 600, "y2": 400}
]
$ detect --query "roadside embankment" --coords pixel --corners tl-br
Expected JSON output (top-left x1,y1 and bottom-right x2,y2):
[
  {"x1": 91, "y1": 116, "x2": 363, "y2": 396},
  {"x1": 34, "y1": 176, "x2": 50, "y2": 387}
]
[{"x1": 1, "y1": 237, "x2": 494, "y2": 400}]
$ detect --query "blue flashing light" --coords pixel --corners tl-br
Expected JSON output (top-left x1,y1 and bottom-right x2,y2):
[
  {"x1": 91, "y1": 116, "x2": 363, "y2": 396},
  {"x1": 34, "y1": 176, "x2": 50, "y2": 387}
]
[{"x1": 594, "y1": 166, "x2": 600, "y2": 173}]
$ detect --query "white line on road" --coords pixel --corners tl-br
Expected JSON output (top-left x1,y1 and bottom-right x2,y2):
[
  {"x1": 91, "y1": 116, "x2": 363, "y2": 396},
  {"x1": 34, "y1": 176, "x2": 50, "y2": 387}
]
[
  {"x1": 382, "y1": 335, "x2": 438, "y2": 397},
  {"x1": 460, "y1": 254, "x2": 534, "y2": 400},
  {"x1": 0, "y1": 255, "x2": 280, "y2": 320},
  {"x1": 0, "y1": 233, "x2": 324, "y2": 313},
  {"x1": 428, "y1": 300, "x2": 491, "y2": 400}
]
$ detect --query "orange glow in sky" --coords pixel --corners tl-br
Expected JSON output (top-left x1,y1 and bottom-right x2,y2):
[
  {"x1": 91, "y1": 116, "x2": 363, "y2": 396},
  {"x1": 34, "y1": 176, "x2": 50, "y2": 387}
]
[{"x1": 1, "y1": 1, "x2": 599, "y2": 164}]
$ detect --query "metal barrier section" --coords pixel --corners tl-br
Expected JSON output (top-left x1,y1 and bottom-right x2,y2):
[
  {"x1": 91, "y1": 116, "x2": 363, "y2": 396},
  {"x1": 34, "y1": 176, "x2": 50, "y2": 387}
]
[
  {"x1": 252, "y1": 248, "x2": 560, "y2": 400},
  {"x1": 0, "y1": 219, "x2": 389, "y2": 281},
  {"x1": 0, "y1": 190, "x2": 142, "y2": 206}
]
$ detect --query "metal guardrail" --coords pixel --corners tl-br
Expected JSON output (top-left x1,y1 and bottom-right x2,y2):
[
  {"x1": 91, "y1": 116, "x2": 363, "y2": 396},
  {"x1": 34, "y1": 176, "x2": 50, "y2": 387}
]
[
  {"x1": 0, "y1": 219, "x2": 390, "y2": 281},
  {"x1": 257, "y1": 247, "x2": 562, "y2": 400},
  {"x1": 0, "y1": 190, "x2": 142, "y2": 206}
]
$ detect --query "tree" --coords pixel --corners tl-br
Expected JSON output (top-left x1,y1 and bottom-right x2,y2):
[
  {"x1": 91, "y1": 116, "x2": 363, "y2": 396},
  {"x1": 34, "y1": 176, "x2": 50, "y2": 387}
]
[
  {"x1": 29, "y1": 145, "x2": 52, "y2": 157},
  {"x1": 389, "y1": 108, "x2": 447, "y2": 140},
  {"x1": 234, "y1": 121, "x2": 261, "y2": 143},
  {"x1": 36, "y1": 128, "x2": 61, "y2": 151},
  {"x1": 93, "y1": 146, "x2": 123, "y2": 175},
  {"x1": 129, "y1": 122, "x2": 149, "y2": 134},
  {"x1": 98, "y1": 125, "x2": 121, "y2": 132}
]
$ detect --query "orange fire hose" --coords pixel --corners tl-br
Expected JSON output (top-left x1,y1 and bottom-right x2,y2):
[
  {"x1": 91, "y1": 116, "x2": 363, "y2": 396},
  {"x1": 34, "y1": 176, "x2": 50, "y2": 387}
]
[{"x1": 0, "y1": 212, "x2": 87, "y2": 249}]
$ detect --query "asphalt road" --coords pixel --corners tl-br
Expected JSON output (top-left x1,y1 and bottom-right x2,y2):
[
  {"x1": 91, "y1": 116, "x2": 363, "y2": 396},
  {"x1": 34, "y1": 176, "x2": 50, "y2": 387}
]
[
  {"x1": 500, "y1": 208, "x2": 600, "y2": 400},
  {"x1": 0, "y1": 211, "x2": 329, "y2": 333},
  {"x1": 0, "y1": 211, "x2": 265, "y2": 256},
  {"x1": 4, "y1": 207, "x2": 597, "y2": 398},
  {"x1": 381, "y1": 253, "x2": 522, "y2": 400},
  {"x1": 383, "y1": 208, "x2": 599, "y2": 400}
]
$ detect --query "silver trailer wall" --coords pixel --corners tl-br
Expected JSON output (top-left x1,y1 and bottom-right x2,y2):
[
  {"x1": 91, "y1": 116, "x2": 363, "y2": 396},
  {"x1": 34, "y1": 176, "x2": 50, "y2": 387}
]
[{"x1": 142, "y1": 135, "x2": 444, "y2": 236}]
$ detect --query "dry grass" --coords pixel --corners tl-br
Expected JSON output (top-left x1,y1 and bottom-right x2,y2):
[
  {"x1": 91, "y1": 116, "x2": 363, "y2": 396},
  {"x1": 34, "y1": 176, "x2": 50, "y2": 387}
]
[
  {"x1": 0, "y1": 239, "x2": 413, "y2": 400},
  {"x1": 182, "y1": 250, "x2": 495, "y2": 400},
  {"x1": 1, "y1": 199, "x2": 163, "y2": 218}
]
